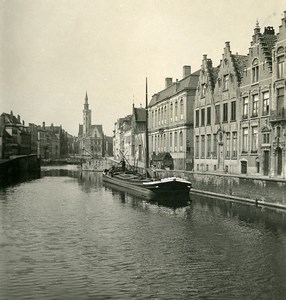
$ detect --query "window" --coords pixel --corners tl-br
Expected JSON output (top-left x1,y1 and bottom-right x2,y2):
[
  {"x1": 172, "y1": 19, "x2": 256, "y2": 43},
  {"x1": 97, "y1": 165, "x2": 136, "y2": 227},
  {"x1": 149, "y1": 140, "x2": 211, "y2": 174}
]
[
  {"x1": 231, "y1": 101, "x2": 236, "y2": 121},
  {"x1": 201, "y1": 108, "x2": 205, "y2": 126},
  {"x1": 175, "y1": 102, "x2": 178, "y2": 121},
  {"x1": 163, "y1": 134, "x2": 166, "y2": 151},
  {"x1": 180, "y1": 100, "x2": 184, "y2": 120},
  {"x1": 152, "y1": 111, "x2": 154, "y2": 127},
  {"x1": 252, "y1": 94, "x2": 258, "y2": 117},
  {"x1": 174, "y1": 132, "x2": 177, "y2": 151},
  {"x1": 195, "y1": 136, "x2": 199, "y2": 158},
  {"x1": 242, "y1": 96, "x2": 249, "y2": 118},
  {"x1": 252, "y1": 58, "x2": 259, "y2": 83},
  {"x1": 223, "y1": 74, "x2": 229, "y2": 90},
  {"x1": 226, "y1": 132, "x2": 230, "y2": 158},
  {"x1": 158, "y1": 108, "x2": 161, "y2": 125},
  {"x1": 207, "y1": 107, "x2": 211, "y2": 125},
  {"x1": 213, "y1": 134, "x2": 217, "y2": 158},
  {"x1": 263, "y1": 132, "x2": 270, "y2": 144},
  {"x1": 169, "y1": 132, "x2": 172, "y2": 151},
  {"x1": 201, "y1": 84, "x2": 206, "y2": 97},
  {"x1": 251, "y1": 126, "x2": 258, "y2": 152},
  {"x1": 242, "y1": 128, "x2": 248, "y2": 153},
  {"x1": 207, "y1": 134, "x2": 211, "y2": 158},
  {"x1": 164, "y1": 106, "x2": 167, "y2": 124},
  {"x1": 277, "y1": 88, "x2": 284, "y2": 111},
  {"x1": 195, "y1": 110, "x2": 199, "y2": 127},
  {"x1": 179, "y1": 131, "x2": 183, "y2": 151},
  {"x1": 277, "y1": 55, "x2": 284, "y2": 79},
  {"x1": 201, "y1": 135, "x2": 205, "y2": 158},
  {"x1": 223, "y1": 103, "x2": 228, "y2": 122},
  {"x1": 170, "y1": 103, "x2": 173, "y2": 123},
  {"x1": 215, "y1": 104, "x2": 220, "y2": 124},
  {"x1": 155, "y1": 110, "x2": 157, "y2": 126},
  {"x1": 232, "y1": 132, "x2": 237, "y2": 158},
  {"x1": 262, "y1": 92, "x2": 269, "y2": 115}
]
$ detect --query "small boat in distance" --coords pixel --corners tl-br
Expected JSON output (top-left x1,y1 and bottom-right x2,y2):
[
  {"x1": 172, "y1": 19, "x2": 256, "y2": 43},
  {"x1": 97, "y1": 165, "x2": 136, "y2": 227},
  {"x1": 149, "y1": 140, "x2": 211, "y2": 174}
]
[{"x1": 102, "y1": 78, "x2": 192, "y2": 205}]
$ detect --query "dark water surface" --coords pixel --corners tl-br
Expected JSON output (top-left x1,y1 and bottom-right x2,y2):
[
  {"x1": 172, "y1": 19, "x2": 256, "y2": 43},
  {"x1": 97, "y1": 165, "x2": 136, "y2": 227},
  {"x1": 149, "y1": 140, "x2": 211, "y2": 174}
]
[{"x1": 0, "y1": 166, "x2": 286, "y2": 299}]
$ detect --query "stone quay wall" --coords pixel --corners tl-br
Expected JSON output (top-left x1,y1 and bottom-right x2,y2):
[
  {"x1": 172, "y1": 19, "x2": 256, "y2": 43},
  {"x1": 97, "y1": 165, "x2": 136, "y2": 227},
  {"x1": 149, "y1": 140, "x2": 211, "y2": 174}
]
[
  {"x1": 0, "y1": 154, "x2": 40, "y2": 182},
  {"x1": 154, "y1": 170, "x2": 286, "y2": 209}
]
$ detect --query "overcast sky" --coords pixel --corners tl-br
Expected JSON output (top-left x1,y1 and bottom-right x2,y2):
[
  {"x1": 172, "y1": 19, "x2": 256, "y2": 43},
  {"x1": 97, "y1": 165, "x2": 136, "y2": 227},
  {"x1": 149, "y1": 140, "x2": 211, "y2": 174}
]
[{"x1": 1, "y1": 0, "x2": 285, "y2": 136}]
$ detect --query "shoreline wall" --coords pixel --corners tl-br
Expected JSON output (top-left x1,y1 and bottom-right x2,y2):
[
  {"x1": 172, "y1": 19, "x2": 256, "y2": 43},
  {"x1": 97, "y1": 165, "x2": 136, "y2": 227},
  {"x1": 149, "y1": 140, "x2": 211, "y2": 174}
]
[{"x1": 155, "y1": 170, "x2": 286, "y2": 209}]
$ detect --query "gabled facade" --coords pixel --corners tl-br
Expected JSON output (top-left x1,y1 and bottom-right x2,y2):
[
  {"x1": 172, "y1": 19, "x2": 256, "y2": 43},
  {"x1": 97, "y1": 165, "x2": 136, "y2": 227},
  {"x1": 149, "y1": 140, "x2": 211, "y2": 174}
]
[
  {"x1": 240, "y1": 23, "x2": 276, "y2": 176},
  {"x1": 194, "y1": 43, "x2": 247, "y2": 174},
  {"x1": 0, "y1": 112, "x2": 31, "y2": 159},
  {"x1": 270, "y1": 12, "x2": 286, "y2": 178},
  {"x1": 78, "y1": 92, "x2": 104, "y2": 158},
  {"x1": 149, "y1": 66, "x2": 199, "y2": 170},
  {"x1": 194, "y1": 54, "x2": 218, "y2": 172}
]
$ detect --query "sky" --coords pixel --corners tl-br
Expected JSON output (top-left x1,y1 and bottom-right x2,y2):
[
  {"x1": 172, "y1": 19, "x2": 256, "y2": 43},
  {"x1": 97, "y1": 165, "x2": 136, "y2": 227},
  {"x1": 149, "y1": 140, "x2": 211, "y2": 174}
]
[{"x1": 1, "y1": 0, "x2": 286, "y2": 136}]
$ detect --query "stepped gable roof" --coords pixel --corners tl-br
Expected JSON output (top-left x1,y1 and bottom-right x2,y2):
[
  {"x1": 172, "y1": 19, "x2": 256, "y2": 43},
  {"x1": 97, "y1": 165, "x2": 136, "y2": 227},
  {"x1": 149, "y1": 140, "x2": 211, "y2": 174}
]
[
  {"x1": 231, "y1": 54, "x2": 248, "y2": 83},
  {"x1": 204, "y1": 58, "x2": 219, "y2": 90},
  {"x1": 149, "y1": 70, "x2": 200, "y2": 107},
  {"x1": 134, "y1": 107, "x2": 146, "y2": 122}
]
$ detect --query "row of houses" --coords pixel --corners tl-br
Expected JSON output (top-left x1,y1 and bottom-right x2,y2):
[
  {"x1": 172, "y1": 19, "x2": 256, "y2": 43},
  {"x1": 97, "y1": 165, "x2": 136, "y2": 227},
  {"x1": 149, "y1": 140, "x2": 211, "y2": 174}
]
[
  {"x1": 114, "y1": 11, "x2": 286, "y2": 179},
  {"x1": 0, "y1": 111, "x2": 76, "y2": 160}
]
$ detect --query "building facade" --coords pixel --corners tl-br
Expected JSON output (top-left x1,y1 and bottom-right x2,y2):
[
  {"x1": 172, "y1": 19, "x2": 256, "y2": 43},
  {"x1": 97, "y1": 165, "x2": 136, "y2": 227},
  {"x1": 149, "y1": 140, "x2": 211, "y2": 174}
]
[
  {"x1": 149, "y1": 66, "x2": 199, "y2": 170},
  {"x1": 239, "y1": 23, "x2": 276, "y2": 176},
  {"x1": 270, "y1": 12, "x2": 286, "y2": 178},
  {"x1": 78, "y1": 92, "x2": 104, "y2": 158}
]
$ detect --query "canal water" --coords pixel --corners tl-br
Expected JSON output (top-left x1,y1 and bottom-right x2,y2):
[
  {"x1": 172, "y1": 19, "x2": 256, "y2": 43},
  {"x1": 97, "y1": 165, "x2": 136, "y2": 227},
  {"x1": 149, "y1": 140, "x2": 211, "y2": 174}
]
[{"x1": 0, "y1": 166, "x2": 286, "y2": 300}]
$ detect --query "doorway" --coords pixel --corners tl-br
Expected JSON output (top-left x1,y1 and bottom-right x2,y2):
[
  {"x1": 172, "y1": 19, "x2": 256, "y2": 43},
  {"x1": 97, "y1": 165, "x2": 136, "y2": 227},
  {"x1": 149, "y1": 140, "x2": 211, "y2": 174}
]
[
  {"x1": 276, "y1": 147, "x2": 282, "y2": 176},
  {"x1": 263, "y1": 151, "x2": 269, "y2": 176},
  {"x1": 241, "y1": 161, "x2": 247, "y2": 174}
]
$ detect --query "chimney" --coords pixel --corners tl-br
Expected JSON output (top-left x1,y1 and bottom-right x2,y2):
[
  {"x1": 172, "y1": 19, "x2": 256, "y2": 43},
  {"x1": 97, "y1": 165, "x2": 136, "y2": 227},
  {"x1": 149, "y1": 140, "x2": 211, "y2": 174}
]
[
  {"x1": 183, "y1": 65, "x2": 191, "y2": 78},
  {"x1": 203, "y1": 54, "x2": 207, "y2": 60},
  {"x1": 42, "y1": 122, "x2": 45, "y2": 129},
  {"x1": 165, "y1": 77, "x2": 173, "y2": 88},
  {"x1": 22, "y1": 120, "x2": 25, "y2": 126},
  {"x1": 17, "y1": 114, "x2": 21, "y2": 123},
  {"x1": 264, "y1": 26, "x2": 275, "y2": 35}
]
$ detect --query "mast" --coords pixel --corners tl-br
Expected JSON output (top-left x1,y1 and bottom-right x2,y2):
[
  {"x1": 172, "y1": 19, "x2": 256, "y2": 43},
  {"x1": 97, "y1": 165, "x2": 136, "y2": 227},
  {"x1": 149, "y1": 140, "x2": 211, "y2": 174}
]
[{"x1": 145, "y1": 77, "x2": 149, "y2": 169}]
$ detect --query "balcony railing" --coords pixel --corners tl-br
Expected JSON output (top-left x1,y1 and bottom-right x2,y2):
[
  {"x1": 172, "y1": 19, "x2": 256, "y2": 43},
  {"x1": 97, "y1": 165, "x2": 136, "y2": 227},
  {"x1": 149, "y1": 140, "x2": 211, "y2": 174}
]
[{"x1": 270, "y1": 108, "x2": 286, "y2": 122}]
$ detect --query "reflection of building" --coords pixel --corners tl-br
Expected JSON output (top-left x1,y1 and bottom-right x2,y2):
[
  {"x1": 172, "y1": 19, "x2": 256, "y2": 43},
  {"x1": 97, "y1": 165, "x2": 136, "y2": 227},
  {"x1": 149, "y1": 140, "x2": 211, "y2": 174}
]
[
  {"x1": 78, "y1": 92, "x2": 103, "y2": 158},
  {"x1": 149, "y1": 66, "x2": 199, "y2": 170}
]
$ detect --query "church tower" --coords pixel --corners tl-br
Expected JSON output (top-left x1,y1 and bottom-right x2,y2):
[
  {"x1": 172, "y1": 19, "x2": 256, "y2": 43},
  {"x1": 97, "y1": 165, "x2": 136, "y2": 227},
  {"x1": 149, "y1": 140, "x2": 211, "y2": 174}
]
[{"x1": 83, "y1": 92, "x2": 91, "y2": 137}]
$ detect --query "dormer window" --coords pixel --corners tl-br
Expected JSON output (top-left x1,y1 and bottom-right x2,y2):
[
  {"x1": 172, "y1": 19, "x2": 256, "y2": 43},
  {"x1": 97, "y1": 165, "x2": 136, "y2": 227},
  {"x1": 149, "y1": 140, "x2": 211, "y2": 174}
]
[
  {"x1": 201, "y1": 84, "x2": 206, "y2": 97},
  {"x1": 277, "y1": 48, "x2": 284, "y2": 79},
  {"x1": 252, "y1": 58, "x2": 259, "y2": 83},
  {"x1": 223, "y1": 74, "x2": 229, "y2": 90}
]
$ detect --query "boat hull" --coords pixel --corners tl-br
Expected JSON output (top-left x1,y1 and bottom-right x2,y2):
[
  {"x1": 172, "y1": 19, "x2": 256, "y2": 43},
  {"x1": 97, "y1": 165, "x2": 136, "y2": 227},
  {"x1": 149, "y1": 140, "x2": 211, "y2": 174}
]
[{"x1": 102, "y1": 173, "x2": 191, "y2": 206}]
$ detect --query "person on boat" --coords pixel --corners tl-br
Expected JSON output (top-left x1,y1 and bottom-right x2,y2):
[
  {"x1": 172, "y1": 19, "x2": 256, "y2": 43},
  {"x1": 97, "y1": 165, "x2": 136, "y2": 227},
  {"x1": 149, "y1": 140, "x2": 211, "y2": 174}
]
[{"x1": 121, "y1": 159, "x2": 126, "y2": 172}]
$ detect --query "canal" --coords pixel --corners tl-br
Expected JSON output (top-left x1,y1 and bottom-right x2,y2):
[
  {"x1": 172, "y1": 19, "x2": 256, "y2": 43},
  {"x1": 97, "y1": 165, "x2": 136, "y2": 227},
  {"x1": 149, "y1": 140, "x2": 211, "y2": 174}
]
[{"x1": 0, "y1": 166, "x2": 286, "y2": 299}]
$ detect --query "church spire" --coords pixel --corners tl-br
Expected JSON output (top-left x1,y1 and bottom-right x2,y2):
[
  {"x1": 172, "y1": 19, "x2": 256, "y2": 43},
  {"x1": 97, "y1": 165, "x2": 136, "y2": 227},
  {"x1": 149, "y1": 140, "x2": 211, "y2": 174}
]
[{"x1": 84, "y1": 91, "x2": 89, "y2": 110}]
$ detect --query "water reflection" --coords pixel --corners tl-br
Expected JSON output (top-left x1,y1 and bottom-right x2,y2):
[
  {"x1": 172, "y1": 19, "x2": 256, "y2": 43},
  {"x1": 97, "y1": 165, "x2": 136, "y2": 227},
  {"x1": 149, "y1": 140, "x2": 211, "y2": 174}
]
[{"x1": 1, "y1": 165, "x2": 286, "y2": 299}]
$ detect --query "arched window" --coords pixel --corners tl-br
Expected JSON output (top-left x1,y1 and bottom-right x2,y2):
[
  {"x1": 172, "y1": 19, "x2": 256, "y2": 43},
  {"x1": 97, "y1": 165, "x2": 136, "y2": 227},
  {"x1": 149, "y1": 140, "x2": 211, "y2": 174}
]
[
  {"x1": 252, "y1": 58, "x2": 259, "y2": 83},
  {"x1": 179, "y1": 131, "x2": 183, "y2": 151},
  {"x1": 180, "y1": 99, "x2": 184, "y2": 120},
  {"x1": 174, "y1": 132, "x2": 178, "y2": 151},
  {"x1": 175, "y1": 101, "x2": 178, "y2": 121}
]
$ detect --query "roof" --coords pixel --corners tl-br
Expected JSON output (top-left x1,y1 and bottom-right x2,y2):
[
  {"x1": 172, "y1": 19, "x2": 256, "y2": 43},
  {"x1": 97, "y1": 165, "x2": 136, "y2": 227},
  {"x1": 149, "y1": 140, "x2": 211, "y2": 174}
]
[
  {"x1": 149, "y1": 71, "x2": 200, "y2": 107},
  {"x1": 78, "y1": 124, "x2": 103, "y2": 138},
  {"x1": 1, "y1": 112, "x2": 22, "y2": 126},
  {"x1": 134, "y1": 107, "x2": 146, "y2": 122},
  {"x1": 231, "y1": 54, "x2": 248, "y2": 83}
]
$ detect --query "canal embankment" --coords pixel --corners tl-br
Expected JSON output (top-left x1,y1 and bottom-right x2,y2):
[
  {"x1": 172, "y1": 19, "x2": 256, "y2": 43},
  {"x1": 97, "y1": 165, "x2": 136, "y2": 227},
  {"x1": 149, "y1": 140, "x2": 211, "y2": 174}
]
[
  {"x1": 154, "y1": 170, "x2": 286, "y2": 210},
  {"x1": 0, "y1": 154, "x2": 40, "y2": 183}
]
